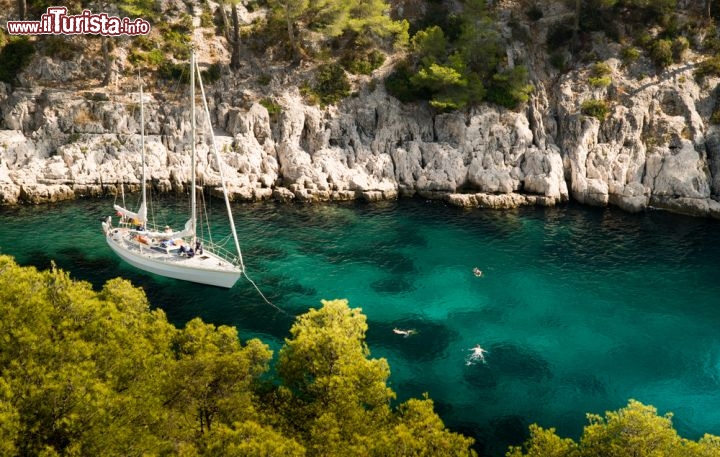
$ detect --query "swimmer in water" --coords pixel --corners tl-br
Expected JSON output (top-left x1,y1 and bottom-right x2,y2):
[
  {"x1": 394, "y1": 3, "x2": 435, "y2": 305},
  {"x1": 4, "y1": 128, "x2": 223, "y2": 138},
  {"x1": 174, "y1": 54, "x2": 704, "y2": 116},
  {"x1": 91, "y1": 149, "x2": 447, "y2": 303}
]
[
  {"x1": 473, "y1": 267, "x2": 483, "y2": 277},
  {"x1": 393, "y1": 328, "x2": 417, "y2": 337},
  {"x1": 466, "y1": 344, "x2": 488, "y2": 365}
]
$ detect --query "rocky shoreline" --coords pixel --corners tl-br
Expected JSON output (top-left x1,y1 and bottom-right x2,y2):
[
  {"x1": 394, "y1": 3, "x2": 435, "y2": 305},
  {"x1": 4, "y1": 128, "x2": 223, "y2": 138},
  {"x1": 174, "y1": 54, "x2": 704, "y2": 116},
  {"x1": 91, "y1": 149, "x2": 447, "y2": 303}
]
[{"x1": 2, "y1": 29, "x2": 720, "y2": 219}]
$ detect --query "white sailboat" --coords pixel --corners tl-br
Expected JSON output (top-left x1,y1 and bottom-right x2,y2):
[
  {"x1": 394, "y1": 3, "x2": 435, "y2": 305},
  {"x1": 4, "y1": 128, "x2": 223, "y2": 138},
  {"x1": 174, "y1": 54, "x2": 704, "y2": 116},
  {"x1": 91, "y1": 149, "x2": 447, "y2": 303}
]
[{"x1": 102, "y1": 48, "x2": 244, "y2": 288}]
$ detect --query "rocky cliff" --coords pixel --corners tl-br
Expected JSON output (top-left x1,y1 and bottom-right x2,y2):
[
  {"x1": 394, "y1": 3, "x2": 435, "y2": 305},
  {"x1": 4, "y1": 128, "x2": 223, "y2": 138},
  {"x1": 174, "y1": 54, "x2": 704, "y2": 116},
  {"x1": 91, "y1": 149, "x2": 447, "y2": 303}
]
[{"x1": 1, "y1": 4, "x2": 719, "y2": 219}]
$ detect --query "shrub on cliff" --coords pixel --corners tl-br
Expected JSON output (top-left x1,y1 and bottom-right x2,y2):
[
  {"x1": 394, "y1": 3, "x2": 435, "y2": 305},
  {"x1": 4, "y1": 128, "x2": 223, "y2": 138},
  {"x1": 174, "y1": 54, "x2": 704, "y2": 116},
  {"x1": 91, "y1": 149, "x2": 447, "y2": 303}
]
[
  {"x1": 0, "y1": 37, "x2": 35, "y2": 84},
  {"x1": 486, "y1": 66, "x2": 534, "y2": 109},
  {"x1": 306, "y1": 63, "x2": 351, "y2": 106},
  {"x1": 581, "y1": 99, "x2": 610, "y2": 120},
  {"x1": 588, "y1": 61, "x2": 612, "y2": 87},
  {"x1": 650, "y1": 39, "x2": 673, "y2": 68},
  {"x1": 694, "y1": 56, "x2": 720, "y2": 80}
]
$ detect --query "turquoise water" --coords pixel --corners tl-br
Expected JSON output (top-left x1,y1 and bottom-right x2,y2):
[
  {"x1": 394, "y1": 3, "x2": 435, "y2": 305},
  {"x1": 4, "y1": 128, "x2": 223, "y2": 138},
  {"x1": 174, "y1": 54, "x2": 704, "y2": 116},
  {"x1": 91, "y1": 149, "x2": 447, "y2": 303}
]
[{"x1": 2, "y1": 196, "x2": 720, "y2": 455}]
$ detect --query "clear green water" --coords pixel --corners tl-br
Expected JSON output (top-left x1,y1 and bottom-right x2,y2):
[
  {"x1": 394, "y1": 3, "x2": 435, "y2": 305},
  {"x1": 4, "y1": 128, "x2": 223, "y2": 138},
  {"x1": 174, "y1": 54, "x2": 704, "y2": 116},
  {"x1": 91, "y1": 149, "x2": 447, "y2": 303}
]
[{"x1": 2, "y1": 196, "x2": 720, "y2": 455}]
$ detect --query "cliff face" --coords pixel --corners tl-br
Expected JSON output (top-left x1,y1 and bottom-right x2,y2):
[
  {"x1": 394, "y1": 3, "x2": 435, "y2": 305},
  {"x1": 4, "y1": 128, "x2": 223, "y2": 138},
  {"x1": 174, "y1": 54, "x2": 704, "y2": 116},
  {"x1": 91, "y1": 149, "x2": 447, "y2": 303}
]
[{"x1": 1, "y1": 11, "x2": 719, "y2": 219}]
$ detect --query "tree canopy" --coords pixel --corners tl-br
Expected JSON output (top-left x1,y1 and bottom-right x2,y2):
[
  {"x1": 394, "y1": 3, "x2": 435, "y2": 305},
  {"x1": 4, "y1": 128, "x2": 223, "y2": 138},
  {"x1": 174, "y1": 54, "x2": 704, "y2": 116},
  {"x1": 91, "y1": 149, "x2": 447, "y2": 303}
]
[
  {"x1": 0, "y1": 255, "x2": 474, "y2": 456},
  {"x1": 3, "y1": 255, "x2": 719, "y2": 456},
  {"x1": 385, "y1": 0, "x2": 532, "y2": 111},
  {"x1": 507, "y1": 400, "x2": 720, "y2": 457}
]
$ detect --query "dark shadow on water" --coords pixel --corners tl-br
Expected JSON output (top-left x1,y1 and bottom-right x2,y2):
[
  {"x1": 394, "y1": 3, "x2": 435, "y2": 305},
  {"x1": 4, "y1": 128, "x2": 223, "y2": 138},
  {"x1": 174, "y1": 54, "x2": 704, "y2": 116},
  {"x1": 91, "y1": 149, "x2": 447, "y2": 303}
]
[
  {"x1": 142, "y1": 277, "x2": 298, "y2": 339},
  {"x1": 247, "y1": 245, "x2": 288, "y2": 262},
  {"x1": 307, "y1": 243, "x2": 418, "y2": 276},
  {"x1": 23, "y1": 250, "x2": 55, "y2": 272},
  {"x1": 390, "y1": 229, "x2": 427, "y2": 248},
  {"x1": 357, "y1": 250, "x2": 417, "y2": 275},
  {"x1": 568, "y1": 372, "x2": 607, "y2": 396},
  {"x1": 448, "y1": 421, "x2": 485, "y2": 457},
  {"x1": 366, "y1": 317, "x2": 457, "y2": 362},
  {"x1": 449, "y1": 306, "x2": 508, "y2": 327},
  {"x1": 463, "y1": 361, "x2": 498, "y2": 390},
  {"x1": 27, "y1": 247, "x2": 122, "y2": 287},
  {"x1": 448, "y1": 414, "x2": 529, "y2": 457},
  {"x1": 370, "y1": 276, "x2": 416, "y2": 294},
  {"x1": 488, "y1": 415, "x2": 530, "y2": 456},
  {"x1": 259, "y1": 274, "x2": 318, "y2": 300},
  {"x1": 488, "y1": 342, "x2": 553, "y2": 382}
]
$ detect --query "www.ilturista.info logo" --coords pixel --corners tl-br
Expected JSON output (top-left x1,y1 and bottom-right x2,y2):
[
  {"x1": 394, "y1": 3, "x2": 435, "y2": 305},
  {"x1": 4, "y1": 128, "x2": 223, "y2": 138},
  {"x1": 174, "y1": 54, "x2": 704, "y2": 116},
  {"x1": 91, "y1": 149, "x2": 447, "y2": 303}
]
[{"x1": 7, "y1": 7, "x2": 151, "y2": 36}]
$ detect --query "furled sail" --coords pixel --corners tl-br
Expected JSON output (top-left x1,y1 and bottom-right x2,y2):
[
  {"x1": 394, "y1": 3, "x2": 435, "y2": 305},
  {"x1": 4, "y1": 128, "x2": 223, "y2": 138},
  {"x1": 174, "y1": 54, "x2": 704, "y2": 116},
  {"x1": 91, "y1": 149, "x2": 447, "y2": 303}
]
[
  {"x1": 143, "y1": 219, "x2": 194, "y2": 239},
  {"x1": 114, "y1": 203, "x2": 147, "y2": 224}
]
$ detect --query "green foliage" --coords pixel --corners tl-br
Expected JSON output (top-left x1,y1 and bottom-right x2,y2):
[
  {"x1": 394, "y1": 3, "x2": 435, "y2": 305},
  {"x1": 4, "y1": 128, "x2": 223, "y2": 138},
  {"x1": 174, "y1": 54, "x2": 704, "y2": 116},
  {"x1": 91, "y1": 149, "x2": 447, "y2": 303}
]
[
  {"x1": 620, "y1": 46, "x2": 641, "y2": 66},
  {"x1": 0, "y1": 37, "x2": 35, "y2": 84},
  {"x1": 455, "y1": 17, "x2": 503, "y2": 81},
  {"x1": 508, "y1": 400, "x2": 720, "y2": 457},
  {"x1": 119, "y1": 0, "x2": 161, "y2": 23},
  {"x1": 345, "y1": 0, "x2": 410, "y2": 46},
  {"x1": 260, "y1": 97, "x2": 282, "y2": 117},
  {"x1": 257, "y1": 73, "x2": 272, "y2": 86},
  {"x1": 266, "y1": 0, "x2": 408, "y2": 61},
  {"x1": 588, "y1": 76, "x2": 612, "y2": 87},
  {"x1": 387, "y1": 1, "x2": 530, "y2": 111},
  {"x1": 410, "y1": 62, "x2": 462, "y2": 109},
  {"x1": 581, "y1": 99, "x2": 610, "y2": 120},
  {"x1": 376, "y1": 396, "x2": 477, "y2": 456},
  {"x1": 694, "y1": 56, "x2": 720, "y2": 79},
  {"x1": 158, "y1": 61, "x2": 190, "y2": 83},
  {"x1": 200, "y1": 421, "x2": 305, "y2": 456},
  {"x1": 650, "y1": 38, "x2": 673, "y2": 68},
  {"x1": 486, "y1": 66, "x2": 534, "y2": 109},
  {"x1": 40, "y1": 36, "x2": 82, "y2": 60},
  {"x1": 275, "y1": 299, "x2": 475, "y2": 456},
  {"x1": 201, "y1": 63, "x2": 223, "y2": 83},
  {"x1": 341, "y1": 49, "x2": 386, "y2": 75},
  {"x1": 200, "y1": 4, "x2": 215, "y2": 28},
  {"x1": 309, "y1": 63, "x2": 351, "y2": 106},
  {"x1": 580, "y1": 400, "x2": 682, "y2": 456},
  {"x1": 412, "y1": 25, "x2": 448, "y2": 64},
  {"x1": 129, "y1": 48, "x2": 165, "y2": 67},
  {"x1": 27, "y1": 0, "x2": 82, "y2": 16},
  {"x1": 550, "y1": 51, "x2": 568, "y2": 71},
  {"x1": 0, "y1": 256, "x2": 475, "y2": 456},
  {"x1": 506, "y1": 424, "x2": 577, "y2": 457},
  {"x1": 591, "y1": 61, "x2": 612, "y2": 77},
  {"x1": 160, "y1": 25, "x2": 191, "y2": 61},
  {"x1": 588, "y1": 62, "x2": 612, "y2": 87},
  {"x1": 672, "y1": 36, "x2": 690, "y2": 61},
  {"x1": 702, "y1": 32, "x2": 720, "y2": 53},
  {"x1": 636, "y1": 31, "x2": 654, "y2": 48},
  {"x1": 384, "y1": 60, "x2": 422, "y2": 103}
]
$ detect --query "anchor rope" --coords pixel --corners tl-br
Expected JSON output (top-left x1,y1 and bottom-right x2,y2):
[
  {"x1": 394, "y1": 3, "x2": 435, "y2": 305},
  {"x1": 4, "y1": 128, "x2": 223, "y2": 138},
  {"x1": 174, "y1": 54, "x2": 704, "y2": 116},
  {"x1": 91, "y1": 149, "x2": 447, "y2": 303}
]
[{"x1": 242, "y1": 270, "x2": 294, "y2": 316}]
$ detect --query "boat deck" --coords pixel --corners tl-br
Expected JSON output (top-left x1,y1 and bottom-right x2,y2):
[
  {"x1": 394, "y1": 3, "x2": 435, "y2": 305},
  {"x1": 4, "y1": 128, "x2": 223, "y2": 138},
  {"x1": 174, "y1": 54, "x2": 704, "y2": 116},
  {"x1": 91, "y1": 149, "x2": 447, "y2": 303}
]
[{"x1": 108, "y1": 229, "x2": 240, "y2": 273}]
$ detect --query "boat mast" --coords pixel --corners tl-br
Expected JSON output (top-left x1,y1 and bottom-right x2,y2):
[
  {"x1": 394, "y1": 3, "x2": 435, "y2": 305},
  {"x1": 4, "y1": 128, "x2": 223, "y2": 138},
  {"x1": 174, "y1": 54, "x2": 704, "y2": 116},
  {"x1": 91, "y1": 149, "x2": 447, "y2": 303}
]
[
  {"x1": 195, "y1": 58, "x2": 245, "y2": 272},
  {"x1": 190, "y1": 47, "x2": 197, "y2": 245},
  {"x1": 139, "y1": 76, "x2": 147, "y2": 222}
]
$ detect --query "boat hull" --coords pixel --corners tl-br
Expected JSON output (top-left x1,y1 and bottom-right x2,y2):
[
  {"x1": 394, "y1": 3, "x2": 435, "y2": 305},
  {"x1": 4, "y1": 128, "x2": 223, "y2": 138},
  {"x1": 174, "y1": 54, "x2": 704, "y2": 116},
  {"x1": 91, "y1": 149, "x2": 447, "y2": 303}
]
[{"x1": 106, "y1": 232, "x2": 242, "y2": 288}]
